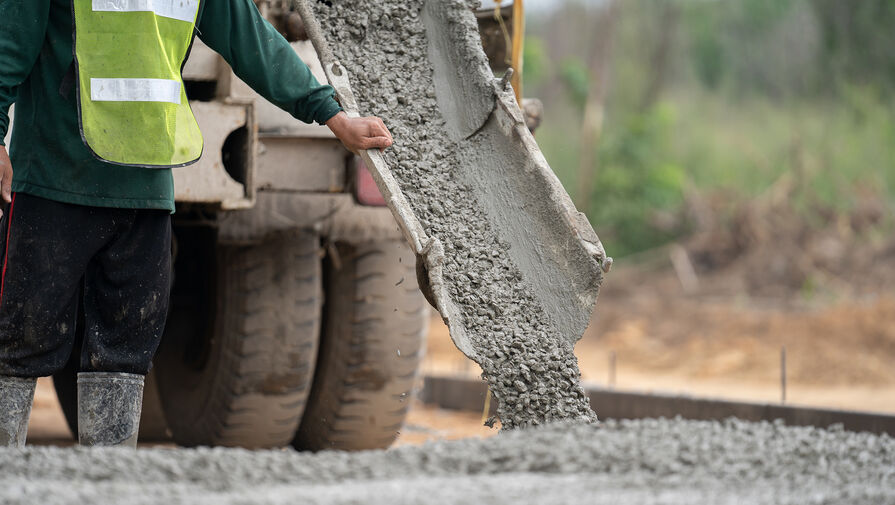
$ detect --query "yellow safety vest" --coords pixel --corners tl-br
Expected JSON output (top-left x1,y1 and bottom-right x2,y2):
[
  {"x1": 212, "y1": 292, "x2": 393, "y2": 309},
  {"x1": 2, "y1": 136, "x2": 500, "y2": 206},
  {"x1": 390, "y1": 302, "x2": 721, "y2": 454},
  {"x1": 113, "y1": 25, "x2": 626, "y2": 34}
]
[{"x1": 73, "y1": 0, "x2": 204, "y2": 168}]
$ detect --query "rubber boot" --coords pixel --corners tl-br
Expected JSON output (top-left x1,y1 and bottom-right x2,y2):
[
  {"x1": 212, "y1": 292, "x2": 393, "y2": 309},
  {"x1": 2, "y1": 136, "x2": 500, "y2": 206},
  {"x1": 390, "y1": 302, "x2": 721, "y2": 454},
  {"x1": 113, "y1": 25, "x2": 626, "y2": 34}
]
[
  {"x1": 77, "y1": 372, "x2": 144, "y2": 448},
  {"x1": 0, "y1": 376, "x2": 37, "y2": 448}
]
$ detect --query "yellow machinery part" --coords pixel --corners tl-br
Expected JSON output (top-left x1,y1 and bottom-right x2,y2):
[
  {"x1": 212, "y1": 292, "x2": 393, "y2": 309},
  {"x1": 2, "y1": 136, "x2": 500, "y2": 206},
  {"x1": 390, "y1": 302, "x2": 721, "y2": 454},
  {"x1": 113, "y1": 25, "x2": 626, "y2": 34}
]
[{"x1": 511, "y1": 0, "x2": 524, "y2": 102}]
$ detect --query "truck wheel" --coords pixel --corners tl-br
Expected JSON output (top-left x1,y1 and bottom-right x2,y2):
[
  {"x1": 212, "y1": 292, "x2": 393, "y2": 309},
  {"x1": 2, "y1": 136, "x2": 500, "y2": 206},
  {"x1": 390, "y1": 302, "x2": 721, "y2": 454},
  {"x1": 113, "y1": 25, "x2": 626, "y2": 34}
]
[
  {"x1": 294, "y1": 240, "x2": 429, "y2": 451},
  {"x1": 155, "y1": 230, "x2": 323, "y2": 448}
]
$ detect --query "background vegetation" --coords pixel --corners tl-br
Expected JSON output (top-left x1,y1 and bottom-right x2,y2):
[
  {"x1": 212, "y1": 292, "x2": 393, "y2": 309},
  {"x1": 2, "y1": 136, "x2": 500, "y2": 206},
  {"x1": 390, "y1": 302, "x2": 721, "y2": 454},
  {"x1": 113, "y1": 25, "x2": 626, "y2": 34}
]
[{"x1": 525, "y1": 0, "x2": 895, "y2": 257}]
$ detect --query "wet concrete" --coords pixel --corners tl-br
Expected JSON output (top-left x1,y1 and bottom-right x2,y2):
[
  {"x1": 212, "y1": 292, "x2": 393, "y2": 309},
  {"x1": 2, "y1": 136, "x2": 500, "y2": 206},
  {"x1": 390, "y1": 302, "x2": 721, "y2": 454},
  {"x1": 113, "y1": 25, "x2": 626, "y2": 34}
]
[
  {"x1": 312, "y1": 0, "x2": 596, "y2": 429},
  {"x1": 2, "y1": 418, "x2": 893, "y2": 504}
]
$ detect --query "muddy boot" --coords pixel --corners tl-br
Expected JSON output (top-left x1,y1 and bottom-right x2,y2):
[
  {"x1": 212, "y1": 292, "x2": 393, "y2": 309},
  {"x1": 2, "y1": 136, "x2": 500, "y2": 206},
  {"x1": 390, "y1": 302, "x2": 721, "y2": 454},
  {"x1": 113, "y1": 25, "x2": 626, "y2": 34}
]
[
  {"x1": 0, "y1": 376, "x2": 37, "y2": 448},
  {"x1": 77, "y1": 372, "x2": 144, "y2": 448}
]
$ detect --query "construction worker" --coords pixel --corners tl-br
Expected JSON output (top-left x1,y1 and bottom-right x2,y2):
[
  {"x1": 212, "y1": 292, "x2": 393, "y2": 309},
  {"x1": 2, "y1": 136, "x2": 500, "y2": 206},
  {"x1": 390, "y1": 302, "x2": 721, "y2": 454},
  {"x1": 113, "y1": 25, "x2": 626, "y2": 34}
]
[{"x1": 0, "y1": 0, "x2": 392, "y2": 448}]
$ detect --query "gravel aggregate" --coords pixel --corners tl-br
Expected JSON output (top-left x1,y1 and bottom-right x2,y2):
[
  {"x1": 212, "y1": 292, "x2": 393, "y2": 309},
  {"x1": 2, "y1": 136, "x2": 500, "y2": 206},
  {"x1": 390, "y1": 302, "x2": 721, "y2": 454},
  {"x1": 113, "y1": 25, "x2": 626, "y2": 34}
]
[{"x1": 3, "y1": 418, "x2": 893, "y2": 504}]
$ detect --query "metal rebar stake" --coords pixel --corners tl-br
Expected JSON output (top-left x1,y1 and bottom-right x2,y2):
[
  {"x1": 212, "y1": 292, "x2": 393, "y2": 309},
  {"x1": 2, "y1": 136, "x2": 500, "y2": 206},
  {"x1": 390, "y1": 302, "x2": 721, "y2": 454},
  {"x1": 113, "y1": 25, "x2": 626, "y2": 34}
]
[
  {"x1": 781, "y1": 345, "x2": 787, "y2": 404},
  {"x1": 609, "y1": 351, "x2": 617, "y2": 389}
]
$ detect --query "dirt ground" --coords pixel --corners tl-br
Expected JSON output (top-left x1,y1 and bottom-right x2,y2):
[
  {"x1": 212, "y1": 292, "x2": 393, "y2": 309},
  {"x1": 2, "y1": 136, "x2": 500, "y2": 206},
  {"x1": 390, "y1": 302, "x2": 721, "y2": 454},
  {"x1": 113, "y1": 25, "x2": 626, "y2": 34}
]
[{"x1": 422, "y1": 261, "x2": 895, "y2": 416}]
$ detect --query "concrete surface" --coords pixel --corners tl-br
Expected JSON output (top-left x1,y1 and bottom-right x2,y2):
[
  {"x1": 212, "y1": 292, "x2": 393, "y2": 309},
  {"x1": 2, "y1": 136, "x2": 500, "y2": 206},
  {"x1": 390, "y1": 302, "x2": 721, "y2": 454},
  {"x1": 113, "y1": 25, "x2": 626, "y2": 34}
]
[{"x1": 2, "y1": 418, "x2": 893, "y2": 504}]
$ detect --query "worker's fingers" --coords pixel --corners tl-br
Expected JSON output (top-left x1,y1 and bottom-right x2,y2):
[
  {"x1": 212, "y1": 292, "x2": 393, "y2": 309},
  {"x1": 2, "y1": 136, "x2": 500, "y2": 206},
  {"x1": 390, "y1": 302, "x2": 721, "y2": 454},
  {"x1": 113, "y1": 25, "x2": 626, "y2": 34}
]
[
  {"x1": 0, "y1": 179, "x2": 9, "y2": 219},
  {"x1": 375, "y1": 127, "x2": 393, "y2": 151},
  {"x1": 375, "y1": 118, "x2": 393, "y2": 142},
  {"x1": 362, "y1": 135, "x2": 393, "y2": 151},
  {"x1": 370, "y1": 122, "x2": 387, "y2": 139},
  {"x1": 362, "y1": 116, "x2": 392, "y2": 142},
  {"x1": 1, "y1": 170, "x2": 11, "y2": 204},
  {"x1": 371, "y1": 128, "x2": 392, "y2": 148},
  {"x1": 0, "y1": 147, "x2": 13, "y2": 213}
]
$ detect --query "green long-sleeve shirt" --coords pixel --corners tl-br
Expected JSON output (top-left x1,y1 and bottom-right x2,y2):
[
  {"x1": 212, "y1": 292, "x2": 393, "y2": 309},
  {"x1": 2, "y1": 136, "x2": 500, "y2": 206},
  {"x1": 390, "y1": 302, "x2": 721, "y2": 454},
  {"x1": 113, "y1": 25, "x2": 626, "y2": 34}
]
[{"x1": 0, "y1": 0, "x2": 341, "y2": 212}]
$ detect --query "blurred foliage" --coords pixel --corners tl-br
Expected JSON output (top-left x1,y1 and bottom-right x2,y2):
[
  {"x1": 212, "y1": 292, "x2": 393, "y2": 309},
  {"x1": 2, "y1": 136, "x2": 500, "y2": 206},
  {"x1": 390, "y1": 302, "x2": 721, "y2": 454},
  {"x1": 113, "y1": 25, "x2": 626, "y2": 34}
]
[
  {"x1": 559, "y1": 58, "x2": 590, "y2": 109},
  {"x1": 524, "y1": 0, "x2": 895, "y2": 257},
  {"x1": 588, "y1": 104, "x2": 686, "y2": 257}
]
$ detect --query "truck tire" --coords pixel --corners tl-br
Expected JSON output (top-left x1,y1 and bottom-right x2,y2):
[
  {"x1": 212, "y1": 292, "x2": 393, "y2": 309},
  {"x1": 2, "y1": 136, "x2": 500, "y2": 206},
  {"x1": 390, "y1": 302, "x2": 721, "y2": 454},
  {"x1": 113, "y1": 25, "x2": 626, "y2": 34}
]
[
  {"x1": 155, "y1": 230, "x2": 323, "y2": 448},
  {"x1": 294, "y1": 240, "x2": 428, "y2": 451}
]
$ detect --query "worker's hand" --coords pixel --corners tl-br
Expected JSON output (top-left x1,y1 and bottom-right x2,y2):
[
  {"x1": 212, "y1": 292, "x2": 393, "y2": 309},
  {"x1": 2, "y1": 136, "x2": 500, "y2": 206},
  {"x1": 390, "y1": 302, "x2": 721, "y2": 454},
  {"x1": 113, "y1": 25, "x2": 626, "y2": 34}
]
[
  {"x1": 0, "y1": 146, "x2": 12, "y2": 218},
  {"x1": 326, "y1": 112, "x2": 393, "y2": 154}
]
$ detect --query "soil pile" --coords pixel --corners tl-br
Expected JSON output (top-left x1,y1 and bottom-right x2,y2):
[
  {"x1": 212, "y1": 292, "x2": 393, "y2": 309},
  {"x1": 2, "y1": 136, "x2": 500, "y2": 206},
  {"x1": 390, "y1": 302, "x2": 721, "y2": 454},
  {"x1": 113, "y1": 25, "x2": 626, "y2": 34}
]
[
  {"x1": 682, "y1": 179, "x2": 894, "y2": 300},
  {"x1": 310, "y1": 0, "x2": 595, "y2": 428},
  {"x1": 4, "y1": 418, "x2": 893, "y2": 504}
]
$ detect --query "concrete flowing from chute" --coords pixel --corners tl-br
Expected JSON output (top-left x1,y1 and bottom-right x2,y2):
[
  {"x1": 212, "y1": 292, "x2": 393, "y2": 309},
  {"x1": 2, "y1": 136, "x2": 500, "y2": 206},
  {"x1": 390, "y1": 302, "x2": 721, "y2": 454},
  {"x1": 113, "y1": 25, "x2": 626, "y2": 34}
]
[{"x1": 307, "y1": 0, "x2": 608, "y2": 429}]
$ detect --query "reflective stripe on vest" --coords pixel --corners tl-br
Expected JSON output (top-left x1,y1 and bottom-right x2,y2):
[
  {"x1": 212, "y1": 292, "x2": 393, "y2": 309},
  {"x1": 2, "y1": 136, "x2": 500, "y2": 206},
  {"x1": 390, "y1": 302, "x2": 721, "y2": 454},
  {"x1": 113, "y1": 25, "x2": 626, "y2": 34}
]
[
  {"x1": 90, "y1": 78, "x2": 182, "y2": 104},
  {"x1": 91, "y1": 0, "x2": 200, "y2": 23},
  {"x1": 73, "y1": 0, "x2": 203, "y2": 168}
]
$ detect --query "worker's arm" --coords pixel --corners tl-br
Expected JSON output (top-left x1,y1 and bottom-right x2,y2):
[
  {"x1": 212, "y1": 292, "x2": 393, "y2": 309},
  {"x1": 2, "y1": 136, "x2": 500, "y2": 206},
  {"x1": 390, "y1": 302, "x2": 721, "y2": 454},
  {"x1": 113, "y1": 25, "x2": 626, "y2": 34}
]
[
  {"x1": 197, "y1": 0, "x2": 392, "y2": 153},
  {"x1": 0, "y1": 0, "x2": 51, "y2": 209}
]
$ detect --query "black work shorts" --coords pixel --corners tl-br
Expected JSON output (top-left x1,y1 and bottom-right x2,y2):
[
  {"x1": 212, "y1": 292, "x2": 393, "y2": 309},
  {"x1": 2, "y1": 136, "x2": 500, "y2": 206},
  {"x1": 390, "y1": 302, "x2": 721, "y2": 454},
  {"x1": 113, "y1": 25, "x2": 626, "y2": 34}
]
[{"x1": 0, "y1": 192, "x2": 171, "y2": 378}]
